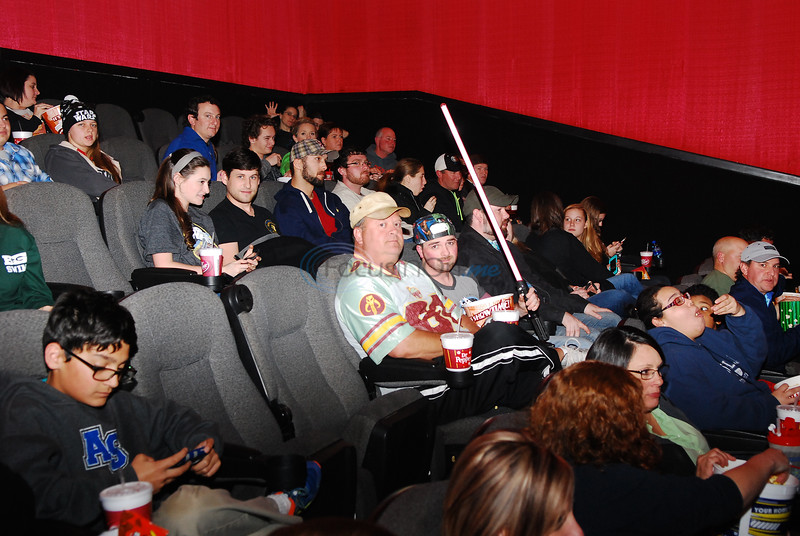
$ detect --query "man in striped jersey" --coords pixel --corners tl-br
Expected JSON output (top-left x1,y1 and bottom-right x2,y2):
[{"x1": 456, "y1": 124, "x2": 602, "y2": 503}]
[{"x1": 335, "y1": 192, "x2": 560, "y2": 424}]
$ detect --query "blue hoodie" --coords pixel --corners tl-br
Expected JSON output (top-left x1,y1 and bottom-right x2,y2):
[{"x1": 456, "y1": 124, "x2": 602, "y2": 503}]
[
  {"x1": 273, "y1": 183, "x2": 352, "y2": 246},
  {"x1": 650, "y1": 307, "x2": 776, "y2": 432}
]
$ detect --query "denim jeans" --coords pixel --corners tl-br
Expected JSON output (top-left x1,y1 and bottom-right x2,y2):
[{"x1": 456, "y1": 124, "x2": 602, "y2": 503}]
[
  {"x1": 588, "y1": 289, "x2": 635, "y2": 317},
  {"x1": 554, "y1": 310, "x2": 621, "y2": 342},
  {"x1": 608, "y1": 273, "x2": 643, "y2": 298}
]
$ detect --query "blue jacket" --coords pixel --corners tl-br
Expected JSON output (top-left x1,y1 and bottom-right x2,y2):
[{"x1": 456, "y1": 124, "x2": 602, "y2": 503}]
[
  {"x1": 729, "y1": 276, "x2": 800, "y2": 372},
  {"x1": 650, "y1": 308, "x2": 776, "y2": 432},
  {"x1": 164, "y1": 127, "x2": 217, "y2": 179},
  {"x1": 273, "y1": 183, "x2": 352, "y2": 246}
]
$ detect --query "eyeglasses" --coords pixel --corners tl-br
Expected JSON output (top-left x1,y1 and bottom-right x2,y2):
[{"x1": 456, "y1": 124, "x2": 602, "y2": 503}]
[
  {"x1": 346, "y1": 160, "x2": 371, "y2": 168},
  {"x1": 65, "y1": 348, "x2": 137, "y2": 382},
  {"x1": 628, "y1": 364, "x2": 668, "y2": 380},
  {"x1": 661, "y1": 292, "x2": 691, "y2": 312}
]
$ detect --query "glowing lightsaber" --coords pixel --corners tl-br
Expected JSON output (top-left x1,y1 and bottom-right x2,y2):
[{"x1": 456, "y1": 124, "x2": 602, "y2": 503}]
[{"x1": 440, "y1": 103, "x2": 548, "y2": 340}]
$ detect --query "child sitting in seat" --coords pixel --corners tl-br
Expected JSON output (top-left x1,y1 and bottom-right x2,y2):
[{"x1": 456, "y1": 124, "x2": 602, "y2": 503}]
[{"x1": 0, "y1": 288, "x2": 315, "y2": 533}]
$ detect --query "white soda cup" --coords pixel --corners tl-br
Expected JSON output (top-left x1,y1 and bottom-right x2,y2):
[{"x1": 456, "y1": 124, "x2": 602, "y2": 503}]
[
  {"x1": 441, "y1": 332, "x2": 474, "y2": 372},
  {"x1": 11, "y1": 131, "x2": 32, "y2": 143},
  {"x1": 199, "y1": 247, "x2": 223, "y2": 277},
  {"x1": 99, "y1": 481, "x2": 153, "y2": 529},
  {"x1": 492, "y1": 310, "x2": 520, "y2": 325}
]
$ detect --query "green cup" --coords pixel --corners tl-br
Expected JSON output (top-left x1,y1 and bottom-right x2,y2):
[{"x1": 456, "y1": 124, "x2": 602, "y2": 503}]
[{"x1": 779, "y1": 300, "x2": 800, "y2": 331}]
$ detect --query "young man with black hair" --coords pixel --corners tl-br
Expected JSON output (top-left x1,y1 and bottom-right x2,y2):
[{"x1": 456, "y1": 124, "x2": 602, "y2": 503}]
[
  {"x1": 164, "y1": 95, "x2": 221, "y2": 178},
  {"x1": 211, "y1": 147, "x2": 319, "y2": 271}
]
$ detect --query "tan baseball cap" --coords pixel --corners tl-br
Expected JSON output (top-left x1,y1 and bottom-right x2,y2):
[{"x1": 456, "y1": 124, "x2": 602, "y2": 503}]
[{"x1": 349, "y1": 192, "x2": 411, "y2": 228}]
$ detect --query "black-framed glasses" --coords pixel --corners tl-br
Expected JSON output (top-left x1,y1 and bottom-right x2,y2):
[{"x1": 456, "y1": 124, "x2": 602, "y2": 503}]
[
  {"x1": 628, "y1": 364, "x2": 669, "y2": 380},
  {"x1": 64, "y1": 348, "x2": 137, "y2": 382},
  {"x1": 346, "y1": 160, "x2": 371, "y2": 168},
  {"x1": 661, "y1": 292, "x2": 691, "y2": 312}
]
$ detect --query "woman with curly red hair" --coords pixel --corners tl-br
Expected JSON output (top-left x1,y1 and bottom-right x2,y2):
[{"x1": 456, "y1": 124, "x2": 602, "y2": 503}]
[{"x1": 529, "y1": 361, "x2": 790, "y2": 536}]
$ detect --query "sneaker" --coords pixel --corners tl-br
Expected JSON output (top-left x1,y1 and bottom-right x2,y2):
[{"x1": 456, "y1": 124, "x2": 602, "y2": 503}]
[
  {"x1": 286, "y1": 460, "x2": 322, "y2": 515},
  {"x1": 559, "y1": 343, "x2": 588, "y2": 367}
]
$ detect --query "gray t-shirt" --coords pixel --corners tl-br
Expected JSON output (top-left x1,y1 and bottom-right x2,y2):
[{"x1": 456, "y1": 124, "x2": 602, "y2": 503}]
[
  {"x1": 138, "y1": 199, "x2": 216, "y2": 267},
  {"x1": 429, "y1": 265, "x2": 485, "y2": 305}
]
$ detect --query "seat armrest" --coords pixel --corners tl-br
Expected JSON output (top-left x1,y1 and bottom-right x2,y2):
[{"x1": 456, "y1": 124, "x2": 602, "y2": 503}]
[
  {"x1": 359, "y1": 356, "x2": 446, "y2": 397},
  {"x1": 702, "y1": 428, "x2": 769, "y2": 456},
  {"x1": 357, "y1": 395, "x2": 433, "y2": 499},
  {"x1": 131, "y1": 267, "x2": 232, "y2": 291}
]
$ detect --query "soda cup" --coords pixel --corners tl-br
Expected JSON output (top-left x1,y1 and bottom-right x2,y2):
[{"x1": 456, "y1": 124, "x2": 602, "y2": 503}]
[
  {"x1": 491, "y1": 310, "x2": 520, "y2": 325},
  {"x1": 441, "y1": 332, "x2": 473, "y2": 372},
  {"x1": 640, "y1": 251, "x2": 653, "y2": 268},
  {"x1": 99, "y1": 481, "x2": 153, "y2": 529},
  {"x1": 199, "y1": 247, "x2": 223, "y2": 277}
]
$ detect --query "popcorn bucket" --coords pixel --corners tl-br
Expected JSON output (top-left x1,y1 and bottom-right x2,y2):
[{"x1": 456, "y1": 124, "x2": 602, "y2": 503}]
[{"x1": 462, "y1": 294, "x2": 514, "y2": 327}]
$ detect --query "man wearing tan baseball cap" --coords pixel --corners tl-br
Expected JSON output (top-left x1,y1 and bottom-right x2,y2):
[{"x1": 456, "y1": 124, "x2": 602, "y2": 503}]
[{"x1": 335, "y1": 192, "x2": 560, "y2": 424}]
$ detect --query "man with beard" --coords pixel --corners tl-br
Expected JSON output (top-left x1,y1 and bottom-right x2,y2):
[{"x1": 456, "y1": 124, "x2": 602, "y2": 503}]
[
  {"x1": 273, "y1": 139, "x2": 352, "y2": 246},
  {"x1": 457, "y1": 187, "x2": 620, "y2": 344},
  {"x1": 413, "y1": 213, "x2": 595, "y2": 355},
  {"x1": 335, "y1": 193, "x2": 560, "y2": 424},
  {"x1": 332, "y1": 148, "x2": 370, "y2": 212}
]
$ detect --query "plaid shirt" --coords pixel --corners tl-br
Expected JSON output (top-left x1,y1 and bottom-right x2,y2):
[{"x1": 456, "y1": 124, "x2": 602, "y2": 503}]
[{"x1": 0, "y1": 141, "x2": 51, "y2": 186}]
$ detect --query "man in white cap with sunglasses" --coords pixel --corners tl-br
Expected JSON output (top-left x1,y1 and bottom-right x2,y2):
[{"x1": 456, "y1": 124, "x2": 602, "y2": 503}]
[{"x1": 730, "y1": 241, "x2": 800, "y2": 373}]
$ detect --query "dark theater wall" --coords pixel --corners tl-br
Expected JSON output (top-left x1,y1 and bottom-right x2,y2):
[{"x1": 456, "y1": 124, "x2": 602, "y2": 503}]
[{"x1": 3, "y1": 1, "x2": 800, "y2": 175}]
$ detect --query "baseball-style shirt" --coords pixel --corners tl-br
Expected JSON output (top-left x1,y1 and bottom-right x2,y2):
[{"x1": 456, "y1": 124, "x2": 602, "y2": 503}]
[{"x1": 335, "y1": 255, "x2": 463, "y2": 364}]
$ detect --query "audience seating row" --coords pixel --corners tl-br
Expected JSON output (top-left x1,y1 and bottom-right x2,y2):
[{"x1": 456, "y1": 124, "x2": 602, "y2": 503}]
[
  {"x1": 0, "y1": 267, "x2": 435, "y2": 517},
  {"x1": 5, "y1": 180, "x2": 286, "y2": 296}
]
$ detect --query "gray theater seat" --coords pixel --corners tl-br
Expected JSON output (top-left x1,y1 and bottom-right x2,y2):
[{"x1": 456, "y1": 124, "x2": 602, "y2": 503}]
[
  {"x1": 99, "y1": 181, "x2": 154, "y2": 279},
  {"x1": 19, "y1": 133, "x2": 63, "y2": 174},
  {"x1": 138, "y1": 108, "x2": 178, "y2": 155},
  {"x1": 0, "y1": 309, "x2": 50, "y2": 378},
  {"x1": 6, "y1": 182, "x2": 132, "y2": 294},
  {"x1": 96, "y1": 103, "x2": 137, "y2": 141},
  {"x1": 121, "y1": 282, "x2": 358, "y2": 516},
  {"x1": 222, "y1": 266, "x2": 430, "y2": 513},
  {"x1": 102, "y1": 136, "x2": 158, "y2": 182}
]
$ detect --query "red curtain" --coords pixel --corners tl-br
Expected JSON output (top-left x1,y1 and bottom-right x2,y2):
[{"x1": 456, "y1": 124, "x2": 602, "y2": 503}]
[{"x1": 4, "y1": 1, "x2": 800, "y2": 175}]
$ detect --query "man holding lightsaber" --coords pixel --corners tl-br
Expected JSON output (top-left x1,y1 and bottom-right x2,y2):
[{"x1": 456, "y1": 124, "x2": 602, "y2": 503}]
[{"x1": 457, "y1": 187, "x2": 621, "y2": 345}]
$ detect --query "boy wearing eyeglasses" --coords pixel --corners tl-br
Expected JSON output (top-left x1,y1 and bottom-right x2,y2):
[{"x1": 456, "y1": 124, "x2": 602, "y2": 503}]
[{"x1": 0, "y1": 288, "x2": 221, "y2": 531}]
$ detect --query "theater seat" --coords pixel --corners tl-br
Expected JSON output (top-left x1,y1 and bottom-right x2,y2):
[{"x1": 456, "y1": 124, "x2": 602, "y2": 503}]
[
  {"x1": 0, "y1": 308, "x2": 50, "y2": 378},
  {"x1": 98, "y1": 181, "x2": 153, "y2": 279},
  {"x1": 19, "y1": 133, "x2": 63, "y2": 174},
  {"x1": 137, "y1": 108, "x2": 178, "y2": 156},
  {"x1": 96, "y1": 103, "x2": 138, "y2": 142},
  {"x1": 221, "y1": 266, "x2": 431, "y2": 513},
  {"x1": 255, "y1": 180, "x2": 285, "y2": 213},
  {"x1": 102, "y1": 136, "x2": 158, "y2": 182},
  {"x1": 120, "y1": 282, "x2": 358, "y2": 517},
  {"x1": 6, "y1": 182, "x2": 132, "y2": 295}
]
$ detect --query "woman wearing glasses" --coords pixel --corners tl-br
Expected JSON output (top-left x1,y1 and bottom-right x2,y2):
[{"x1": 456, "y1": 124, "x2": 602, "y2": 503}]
[
  {"x1": 637, "y1": 285, "x2": 799, "y2": 432},
  {"x1": 587, "y1": 327, "x2": 732, "y2": 477},
  {"x1": 529, "y1": 361, "x2": 790, "y2": 536}
]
